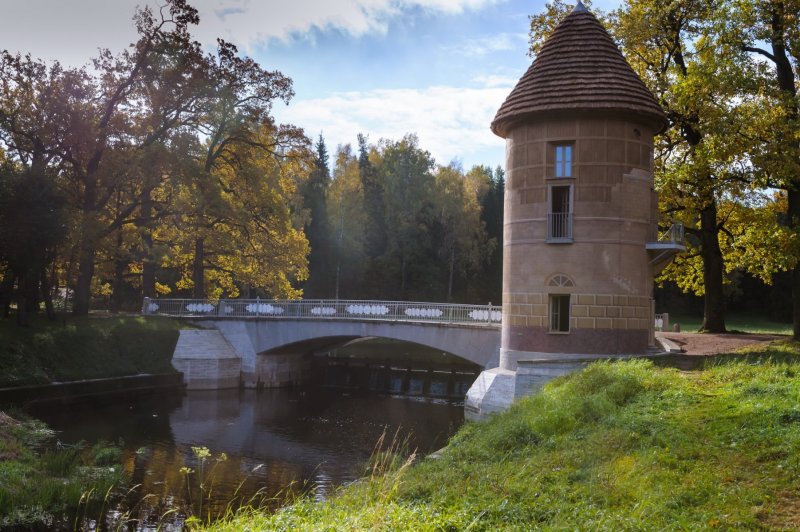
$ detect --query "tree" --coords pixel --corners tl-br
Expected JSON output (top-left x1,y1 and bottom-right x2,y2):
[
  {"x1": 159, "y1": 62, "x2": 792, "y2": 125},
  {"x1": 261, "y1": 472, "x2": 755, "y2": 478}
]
[
  {"x1": 181, "y1": 38, "x2": 304, "y2": 298},
  {"x1": 161, "y1": 124, "x2": 309, "y2": 299},
  {"x1": 470, "y1": 165, "x2": 504, "y2": 303},
  {"x1": 432, "y1": 165, "x2": 494, "y2": 300},
  {"x1": 0, "y1": 0, "x2": 311, "y2": 315},
  {"x1": 0, "y1": 0, "x2": 207, "y2": 315},
  {"x1": 327, "y1": 144, "x2": 367, "y2": 298},
  {"x1": 733, "y1": 0, "x2": 800, "y2": 338},
  {"x1": 357, "y1": 133, "x2": 388, "y2": 294},
  {"x1": 375, "y1": 135, "x2": 438, "y2": 298},
  {"x1": 609, "y1": 0, "x2": 756, "y2": 332},
  {"x1": 300, "y1": 134, "x2": 333, "y2": 297},
  {"x1": 0, "y1": 166, "x2": 66, "y2": 324}
]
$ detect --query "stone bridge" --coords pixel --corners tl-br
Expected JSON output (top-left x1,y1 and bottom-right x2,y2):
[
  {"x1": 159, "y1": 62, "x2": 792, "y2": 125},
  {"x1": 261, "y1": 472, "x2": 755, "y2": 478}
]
[{"x1": 143, "y1": 298, "x2": 501, "y2": 389}]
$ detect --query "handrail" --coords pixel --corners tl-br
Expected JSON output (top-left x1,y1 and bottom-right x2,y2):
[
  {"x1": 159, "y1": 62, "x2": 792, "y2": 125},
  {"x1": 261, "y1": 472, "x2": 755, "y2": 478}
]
[
  {"x1": 142, "y1": 298, "x2": 502, "y2": 326},
  {"x1": 659, "y1": 223, "x2": 684, "y2": 244}
]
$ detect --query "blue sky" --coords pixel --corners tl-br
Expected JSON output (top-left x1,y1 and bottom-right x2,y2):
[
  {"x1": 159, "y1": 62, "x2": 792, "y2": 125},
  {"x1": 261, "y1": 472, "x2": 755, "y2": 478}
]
[{"x1": 1, "y1": 0, "x2": 619, "y2": 168}]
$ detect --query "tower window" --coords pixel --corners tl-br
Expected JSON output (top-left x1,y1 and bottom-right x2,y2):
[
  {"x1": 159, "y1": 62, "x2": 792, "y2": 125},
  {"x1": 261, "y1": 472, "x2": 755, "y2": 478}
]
[
  {"x1": 547, "y1": 185, "x2": 573, "y2": 242},
  {"x1": 555, "y1": 144, "x2": 572, "y2": 177},
  {"x1": 549, "y1": 294, "x2": 571, "y2": 332}
]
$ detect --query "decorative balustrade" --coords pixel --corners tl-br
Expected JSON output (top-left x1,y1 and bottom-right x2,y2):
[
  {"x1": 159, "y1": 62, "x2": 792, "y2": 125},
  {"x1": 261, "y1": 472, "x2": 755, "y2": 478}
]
[
  {"x1": 547, "y1": 212, "x2": 573, "y2": 242},
  {"x1": 142, "y1": 298, "x2": 502, "y2": 326}
]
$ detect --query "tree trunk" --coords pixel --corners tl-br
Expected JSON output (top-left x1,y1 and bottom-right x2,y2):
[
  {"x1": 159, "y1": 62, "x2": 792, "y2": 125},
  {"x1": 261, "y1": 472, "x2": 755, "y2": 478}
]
[
  {"x1": 16, "y1": 271, "x2": 39, "y2": 327},
  {"x1": 16, "y1": 272, "x2": 27, "y2": 326},
  {"x1": 193, "y1": 237, "x2": 205, "y2": 299},
  {"x1": 768, "y1": 2, "x2": 800, "y2": 338},
  {"x1": 699, "y1": 202, "x2": 726, "y2": 332},
  {"x1": 41, "y1": 267, "x2": 55, "y2": 321},
  {"x1": 140, "y1": 191, "x2": 156, "y2": 300},
  {"x1": 447, "y1": 246, "x2": 455, "y2": 302},
  {"x1": 400, "y1": 253, "x2": 406, "y2": 299},
  {"x1": 789, "y1": 189, "x2": 800, "y2": 339},
  {"x1": 0, "y1": 271, "x2": 13, "y2": 319},
  {"x1": 24, "y1": 266, "x2": 40, "y2": 316},
  {"x1": 73, "y1": 238, "x2": 96, "y2": 316},
  {"x1": 111, "y1": 257, "x2": 126, "y2": 313},
  {"x1": 110, "y1": 228, "x2": 126, "y2": 313}
]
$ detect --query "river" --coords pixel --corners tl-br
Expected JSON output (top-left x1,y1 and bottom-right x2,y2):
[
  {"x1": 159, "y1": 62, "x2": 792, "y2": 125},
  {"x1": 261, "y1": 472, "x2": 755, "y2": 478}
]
[{"x1": 28, "y1": 386, "x2": 464, "y2": 528}]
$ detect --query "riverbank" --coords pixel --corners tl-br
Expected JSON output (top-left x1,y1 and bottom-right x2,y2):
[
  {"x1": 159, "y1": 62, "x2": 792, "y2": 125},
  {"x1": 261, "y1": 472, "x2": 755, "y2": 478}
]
[
  {"x1": 205, "y1": 340, "x2": 800, "y2": 530},
  {"x1": 0, "y1": 315, "x2": 184, "y2": 388},
  {"x1": 0, "y1": 411, "x2": 126, "y2": 529}
]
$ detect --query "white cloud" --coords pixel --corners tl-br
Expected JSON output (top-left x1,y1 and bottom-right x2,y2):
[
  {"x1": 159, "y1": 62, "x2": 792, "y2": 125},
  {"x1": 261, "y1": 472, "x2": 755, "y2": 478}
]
[
  {"x1": 274, "y1": 84, "x2": 513, "y2": 167},
  {"x1": 451, "y1": 32, "x2": 527, "y2": 57},
  {"x1": 472, "y1": 74, "x2": 520, "y2": 87},
  {"x1": 0, "y1": 0, "x2": 499, "y2": 65}
]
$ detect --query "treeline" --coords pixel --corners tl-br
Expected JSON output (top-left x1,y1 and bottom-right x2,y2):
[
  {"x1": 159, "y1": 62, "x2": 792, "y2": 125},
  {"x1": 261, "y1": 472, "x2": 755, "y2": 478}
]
[
  {"x1": 300, "y1": 133, "x2": 504, "y2": 304},
  {"x1": 0, "y1": 0, "x2": 504, "y2": 326},
  {"x1": 532, "y1": 0, "x2": 800, "y2": 336},
  {"x1": 0, "y1": 0, "x2": 311, "y2": 324}
]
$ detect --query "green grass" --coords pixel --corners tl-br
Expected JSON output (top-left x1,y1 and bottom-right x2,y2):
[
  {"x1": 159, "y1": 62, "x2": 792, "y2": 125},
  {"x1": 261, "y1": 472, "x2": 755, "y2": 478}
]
[
  {"x1": 0, "y1": 315, "x2": 185, "y2": 387},
  {"x1": 666, "y1": 312, "x2": 792, "y2": 334},
  {"x1": 205, "y1": 340, "x2": 800, "y2": 531},
  {"x1": 0, "y1": 412, "x2": 126, "y2": 529}
]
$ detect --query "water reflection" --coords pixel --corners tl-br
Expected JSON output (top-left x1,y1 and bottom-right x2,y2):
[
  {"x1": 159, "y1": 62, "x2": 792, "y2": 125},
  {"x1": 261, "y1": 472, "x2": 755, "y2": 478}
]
[{"x1": 30, "y1": 387, "x2": 463, "y2": 525}]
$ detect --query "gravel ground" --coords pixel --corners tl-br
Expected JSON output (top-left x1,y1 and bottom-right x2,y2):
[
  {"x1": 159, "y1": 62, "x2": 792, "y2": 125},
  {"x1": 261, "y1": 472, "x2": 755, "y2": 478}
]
[{"x1": 656, "y1": 332, "x2": 785, "y2": 356}]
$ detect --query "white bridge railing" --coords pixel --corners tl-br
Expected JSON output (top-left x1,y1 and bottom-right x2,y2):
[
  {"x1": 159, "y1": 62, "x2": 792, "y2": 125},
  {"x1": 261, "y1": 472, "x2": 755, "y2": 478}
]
[{"x1": 142, "y1": 297, "x2": 502, "y2": 326}]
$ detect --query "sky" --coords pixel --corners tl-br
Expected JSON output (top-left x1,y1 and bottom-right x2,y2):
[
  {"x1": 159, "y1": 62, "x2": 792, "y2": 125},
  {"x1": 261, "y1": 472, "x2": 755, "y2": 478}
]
[{"x1": 1, "y1": 0, "x2": 618, "y2": 169}]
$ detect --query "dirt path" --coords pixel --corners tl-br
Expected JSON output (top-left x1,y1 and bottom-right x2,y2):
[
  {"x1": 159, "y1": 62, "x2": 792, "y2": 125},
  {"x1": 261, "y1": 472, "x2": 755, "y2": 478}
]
[{"x1": 656, "y1": 332, "x2": 785, "y2": 356}]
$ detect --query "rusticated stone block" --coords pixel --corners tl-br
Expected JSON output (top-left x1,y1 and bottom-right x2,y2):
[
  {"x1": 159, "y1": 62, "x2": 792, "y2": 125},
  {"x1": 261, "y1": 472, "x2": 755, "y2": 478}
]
[
  {"x1": 572, "y1": 305, "x2": 589, "y2": 317},
  {"x1": 596, "y1": 294, "x2": 613, "y2": 305},
  {"x1": 589, "y1": 306, "x2": 606, "y2": 317},
  {"x1": 596, "y1": 317, "x2": 613, "y2": 329}
]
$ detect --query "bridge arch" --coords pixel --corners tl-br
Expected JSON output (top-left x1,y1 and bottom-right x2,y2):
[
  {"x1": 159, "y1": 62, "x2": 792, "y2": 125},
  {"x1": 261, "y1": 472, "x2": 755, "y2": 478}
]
[{"x1": 200, "y1": 318, "x2": 500, "y2": 388}]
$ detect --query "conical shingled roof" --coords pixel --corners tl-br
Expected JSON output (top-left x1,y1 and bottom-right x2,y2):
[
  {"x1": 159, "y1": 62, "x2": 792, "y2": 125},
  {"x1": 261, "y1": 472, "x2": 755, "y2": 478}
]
[{"x1": 491, "y1": 2, "x2": 667, "y2": 138}]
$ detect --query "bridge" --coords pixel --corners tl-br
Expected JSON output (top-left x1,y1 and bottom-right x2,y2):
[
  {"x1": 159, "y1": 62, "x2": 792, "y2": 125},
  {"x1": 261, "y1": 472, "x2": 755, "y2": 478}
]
[{"x1": 143, "y1": 298, "x2": 502, "y2": 389}]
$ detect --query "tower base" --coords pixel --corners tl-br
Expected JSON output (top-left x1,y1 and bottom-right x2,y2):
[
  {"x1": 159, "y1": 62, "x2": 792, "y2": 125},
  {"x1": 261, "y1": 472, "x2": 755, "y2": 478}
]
[{"x1": 465, "y1": 350, "x2": 666, "y2": 421}]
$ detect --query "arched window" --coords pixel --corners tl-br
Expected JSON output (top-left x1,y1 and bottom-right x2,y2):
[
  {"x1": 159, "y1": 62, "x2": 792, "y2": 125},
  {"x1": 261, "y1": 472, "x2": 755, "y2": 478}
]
[{"x1": 547, "y1": 274, "x2": 575, "y2": 288}]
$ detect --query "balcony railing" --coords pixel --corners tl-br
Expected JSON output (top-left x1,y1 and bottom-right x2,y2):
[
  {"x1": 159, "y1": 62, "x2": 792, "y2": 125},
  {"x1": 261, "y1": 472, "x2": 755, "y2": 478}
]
[
  {"x1": 659, "y1": 222, "x2": 684, "y2": 245},
  {"x1": 141, "y1": 298, "x2": 502, "y2": 326},
  {"x1": 547, "y1": 212, "x2": 573, "y2": 242}
]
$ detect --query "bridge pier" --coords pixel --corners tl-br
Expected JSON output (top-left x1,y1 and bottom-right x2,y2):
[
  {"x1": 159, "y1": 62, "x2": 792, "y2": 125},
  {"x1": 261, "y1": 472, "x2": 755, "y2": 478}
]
[{"x1": 255, "y1": 353, "x2": 310, "y2": 389}]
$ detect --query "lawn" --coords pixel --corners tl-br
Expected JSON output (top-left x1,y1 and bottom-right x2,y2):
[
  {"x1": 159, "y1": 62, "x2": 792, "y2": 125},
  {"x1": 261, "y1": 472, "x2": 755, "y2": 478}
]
[
  {"x1": 205, "y1": 340, "x2": 800, "y2": 531},
  {"x1": 665, "y1": 312, "x2": 792, "y2": 335}
]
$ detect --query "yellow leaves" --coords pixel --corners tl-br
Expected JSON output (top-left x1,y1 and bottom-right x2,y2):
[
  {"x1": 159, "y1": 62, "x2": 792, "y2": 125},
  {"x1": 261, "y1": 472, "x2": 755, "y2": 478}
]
[{"x1": 154, "y1": 282, "x2": 171, "y2": 295}]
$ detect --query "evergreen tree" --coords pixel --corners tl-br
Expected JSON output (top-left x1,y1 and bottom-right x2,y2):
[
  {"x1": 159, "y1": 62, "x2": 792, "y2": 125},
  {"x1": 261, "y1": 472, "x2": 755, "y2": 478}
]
[
  {"x1": 301, "y1": 134, "x2": 333, "y2": 297},
  {"x1": 357, "y1": 133, "x2": 388, "y2": 295}
]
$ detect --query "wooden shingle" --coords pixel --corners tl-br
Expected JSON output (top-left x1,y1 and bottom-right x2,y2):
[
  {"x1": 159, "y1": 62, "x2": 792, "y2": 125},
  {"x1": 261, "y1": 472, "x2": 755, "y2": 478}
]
[{"x1": 491, "y1": 2, "x2": 667, "y2": 138}]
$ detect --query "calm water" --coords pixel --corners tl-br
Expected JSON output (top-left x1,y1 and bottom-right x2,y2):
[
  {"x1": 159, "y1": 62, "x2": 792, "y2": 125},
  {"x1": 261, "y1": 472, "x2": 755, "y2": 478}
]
[{"x1": 29, "y1": 387, "x2": 464, "y2": 528}]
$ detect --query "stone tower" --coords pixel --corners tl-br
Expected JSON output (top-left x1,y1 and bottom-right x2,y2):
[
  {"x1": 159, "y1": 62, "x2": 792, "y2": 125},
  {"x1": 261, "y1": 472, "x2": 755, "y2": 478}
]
[{"x1": 466, "y1": 2, "x2": 679, "y2": 419}]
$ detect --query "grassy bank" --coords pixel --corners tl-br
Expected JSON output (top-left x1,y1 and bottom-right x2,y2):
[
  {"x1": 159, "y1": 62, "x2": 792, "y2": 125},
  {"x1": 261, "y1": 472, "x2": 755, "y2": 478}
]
[
  {"x1": 666, "y1": 312, "x2": 792, "y2": 335},
  {"x1": 0, "y1": 316, "x2": 184, "y2": 388},
  {"x1": 207, "y1": 341, "x2": 800, "y2": 530},
  {"x1": 0, "y1": 411, "x2": 125, "y2": 529}
]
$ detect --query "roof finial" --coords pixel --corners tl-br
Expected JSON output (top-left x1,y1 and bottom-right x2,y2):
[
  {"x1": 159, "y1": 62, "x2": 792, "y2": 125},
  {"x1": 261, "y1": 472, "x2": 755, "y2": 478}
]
[{"x1": 572, "y1": 0, "x2": 588, "y2": 13}]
